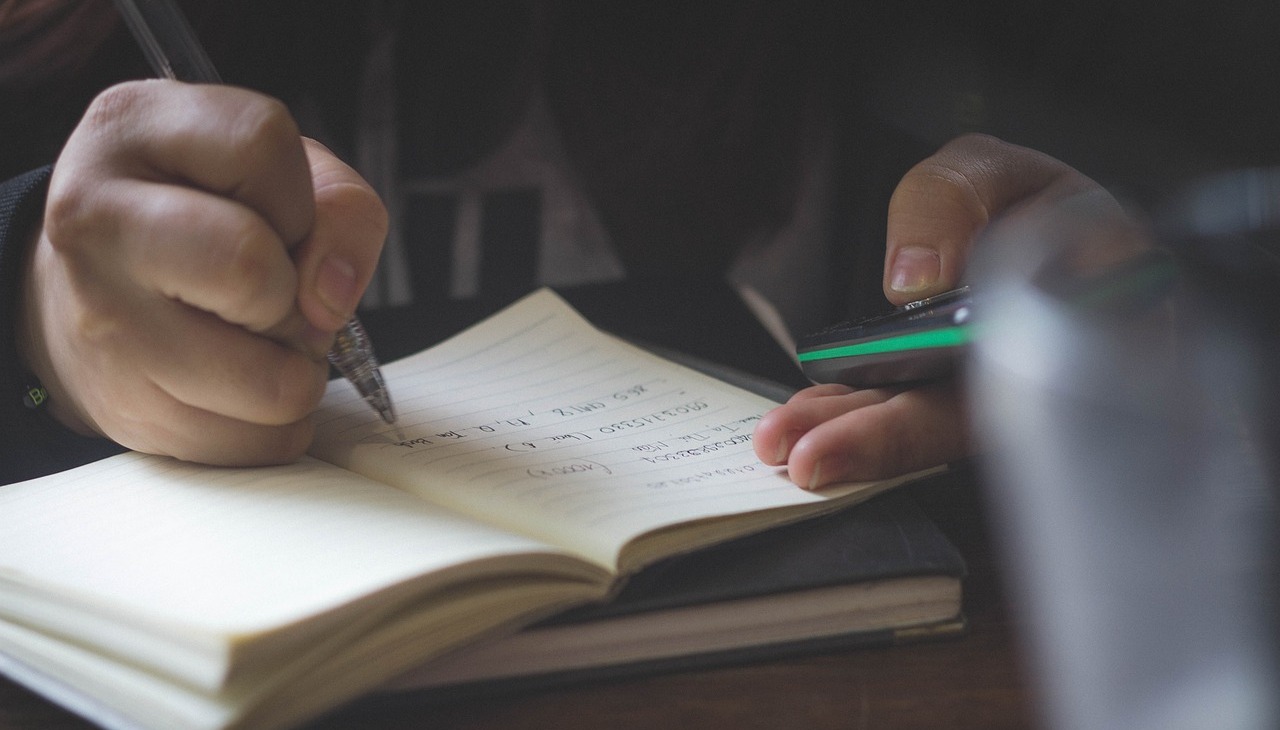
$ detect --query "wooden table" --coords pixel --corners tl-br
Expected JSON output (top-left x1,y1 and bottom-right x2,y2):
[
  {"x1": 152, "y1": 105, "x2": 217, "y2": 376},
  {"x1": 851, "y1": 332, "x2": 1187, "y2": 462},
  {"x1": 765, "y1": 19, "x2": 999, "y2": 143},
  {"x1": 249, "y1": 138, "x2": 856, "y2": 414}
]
[{"x1": 0, "y1": 466, "x2": 1038, "y2": 729}]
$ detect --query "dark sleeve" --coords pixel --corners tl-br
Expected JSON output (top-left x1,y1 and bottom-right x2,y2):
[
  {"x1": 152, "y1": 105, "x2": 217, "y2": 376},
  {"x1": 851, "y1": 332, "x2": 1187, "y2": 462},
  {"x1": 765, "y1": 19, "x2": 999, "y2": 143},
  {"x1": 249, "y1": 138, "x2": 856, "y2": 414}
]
[{"x1": 0, "y1": 167, "x2": 125, "y2": 486}]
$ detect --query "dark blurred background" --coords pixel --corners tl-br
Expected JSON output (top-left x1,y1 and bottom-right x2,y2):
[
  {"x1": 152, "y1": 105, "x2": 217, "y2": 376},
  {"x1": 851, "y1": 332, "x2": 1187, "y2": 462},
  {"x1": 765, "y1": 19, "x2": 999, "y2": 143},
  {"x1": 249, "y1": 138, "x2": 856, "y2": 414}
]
[{"x1": 4, "y1": 0, "x2": 1278, "y2": 322}]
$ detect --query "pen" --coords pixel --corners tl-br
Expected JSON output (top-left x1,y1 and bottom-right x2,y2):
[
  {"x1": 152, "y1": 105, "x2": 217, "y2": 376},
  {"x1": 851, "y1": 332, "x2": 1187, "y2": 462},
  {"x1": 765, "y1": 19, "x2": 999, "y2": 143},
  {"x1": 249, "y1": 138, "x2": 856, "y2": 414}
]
[{"x1": 111, "y1": 0, "x2": 396, "y2": 425}]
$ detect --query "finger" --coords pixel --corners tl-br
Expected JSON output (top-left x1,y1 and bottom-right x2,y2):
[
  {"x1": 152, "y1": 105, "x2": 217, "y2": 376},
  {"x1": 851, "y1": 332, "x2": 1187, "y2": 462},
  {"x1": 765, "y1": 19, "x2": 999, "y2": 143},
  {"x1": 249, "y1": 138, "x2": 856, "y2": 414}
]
[
  {"x1": 753, "y1": 386, "x2": 897, "y2": 466},
  {"x1": 24, "y1": 229, "x2": 323, "y2": 460},
  {"x1": 139, "y1": 304, "x2": 329, "y2": 426},
  {"x1": 293, "y1": 138, "x2": 388, "y2": 332},
  {"x1": 784, "y1": 383, "x2": 857, "y2": 404},
  {"x1": 109, "y1": 379, "x2": 316, "y2": 466},
  {"x1": 79, "y1": 80, "x2": 315, "y2": 248},
  {"x1": 44, "y1": 274, "x2": 327, "y2": 427},
  {"x1": 883, "y1": 133, "x2": 1099, "y2": 305},
  {"x1": 786, "y1": 382, "x2": 969, "y2": 488},
  {"x1": 97, "y1": 179, "x2": 301, "y2": 334}
]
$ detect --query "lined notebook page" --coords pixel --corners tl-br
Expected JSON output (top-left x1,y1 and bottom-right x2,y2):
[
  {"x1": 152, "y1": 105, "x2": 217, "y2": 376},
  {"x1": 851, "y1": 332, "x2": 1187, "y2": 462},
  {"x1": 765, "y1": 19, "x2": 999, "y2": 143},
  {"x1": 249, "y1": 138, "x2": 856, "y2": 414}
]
[
  {"x1": 311, "y1": 289, "x2": 868, "y2": 568},
  {"x1": 0, "y1": 453, "x2": 579, "y2": 692}
]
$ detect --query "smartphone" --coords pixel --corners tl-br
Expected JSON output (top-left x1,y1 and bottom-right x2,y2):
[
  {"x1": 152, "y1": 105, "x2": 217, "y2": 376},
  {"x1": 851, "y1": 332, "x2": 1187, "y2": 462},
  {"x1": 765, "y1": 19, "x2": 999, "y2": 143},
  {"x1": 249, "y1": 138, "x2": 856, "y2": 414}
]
[{"x1": 796, "y1": 287, "x2": 972, "y2": 387}]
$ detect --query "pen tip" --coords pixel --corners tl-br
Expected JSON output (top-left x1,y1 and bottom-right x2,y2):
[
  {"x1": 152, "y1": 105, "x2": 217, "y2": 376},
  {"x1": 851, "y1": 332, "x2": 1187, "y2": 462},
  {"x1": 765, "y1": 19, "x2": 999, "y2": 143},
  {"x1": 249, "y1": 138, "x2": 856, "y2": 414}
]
[{"x1": 375, "y1": 396, "x2": 397, "y2": 425}]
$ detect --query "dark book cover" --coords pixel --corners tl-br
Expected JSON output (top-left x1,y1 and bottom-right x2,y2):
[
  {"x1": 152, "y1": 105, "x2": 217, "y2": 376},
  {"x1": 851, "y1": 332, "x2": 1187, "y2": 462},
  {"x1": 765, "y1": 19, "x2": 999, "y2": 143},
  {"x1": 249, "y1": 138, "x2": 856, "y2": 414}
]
[
  {"x1": 550, "y1": 490, "x2": 965, "y2": 624},
  {"x1": 386, "y1": 488, "x2": 966, "y2": 701}
]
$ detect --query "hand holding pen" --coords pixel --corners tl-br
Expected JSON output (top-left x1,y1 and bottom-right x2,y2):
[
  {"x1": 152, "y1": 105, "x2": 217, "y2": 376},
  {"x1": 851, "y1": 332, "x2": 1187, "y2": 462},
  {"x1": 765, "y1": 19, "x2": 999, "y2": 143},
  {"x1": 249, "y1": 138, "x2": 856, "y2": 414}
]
[
  {"x1": 112, "y1": 0, "x2": 395, "y2": 426},
  {"x1": 14, "y1": 4, "x2": 391, "y2": 464}
]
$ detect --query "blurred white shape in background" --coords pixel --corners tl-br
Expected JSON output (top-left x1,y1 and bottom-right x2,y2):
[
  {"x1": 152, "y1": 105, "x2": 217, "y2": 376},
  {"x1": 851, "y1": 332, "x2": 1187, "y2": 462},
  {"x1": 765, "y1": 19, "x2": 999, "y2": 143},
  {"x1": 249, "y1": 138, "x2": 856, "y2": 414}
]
[{"x1": 967, "y1": 178, "x2": 1278, "y2": 730}]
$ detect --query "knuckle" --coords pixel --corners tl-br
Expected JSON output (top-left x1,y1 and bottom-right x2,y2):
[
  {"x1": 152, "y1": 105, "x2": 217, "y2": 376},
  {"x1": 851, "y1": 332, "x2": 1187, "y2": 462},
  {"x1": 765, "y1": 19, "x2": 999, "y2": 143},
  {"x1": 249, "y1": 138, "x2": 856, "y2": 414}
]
[
  {"x1": 81, "y1": 81, "x2": 151, "y2": 132},
  {"x1": 227, "y1": 96, "x2": 300, "y2": 166},
  {"x1": 904, "y1": 158, "x2": 991, "y2": 228},
  {"x1": 914, "y1": 158, "x2": 985, "y2": 203},
  {"x1": 222, "y1": 223, "x2": 276, "y2": 289},
  {"x1": 218, "y1": 223, "x2": 295, "y2": 322},
  {"x1": 43, "y1": 182, "x2": 98, "y2": 252}
]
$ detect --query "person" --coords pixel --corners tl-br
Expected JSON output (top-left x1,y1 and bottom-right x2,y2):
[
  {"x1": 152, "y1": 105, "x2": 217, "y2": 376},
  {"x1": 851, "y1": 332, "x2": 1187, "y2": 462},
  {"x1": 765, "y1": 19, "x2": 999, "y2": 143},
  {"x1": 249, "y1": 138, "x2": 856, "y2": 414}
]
[{"x1": 0, "y1": 1, "x2": 1120, "y2": 486}]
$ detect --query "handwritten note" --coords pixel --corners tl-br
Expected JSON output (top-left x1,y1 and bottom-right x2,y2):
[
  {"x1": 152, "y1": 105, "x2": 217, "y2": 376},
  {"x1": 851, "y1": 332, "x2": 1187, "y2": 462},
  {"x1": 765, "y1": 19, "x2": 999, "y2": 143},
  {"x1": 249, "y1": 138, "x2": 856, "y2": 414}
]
[{"x1": 310, "y1": 289, "x2": 853, "y2": 566}]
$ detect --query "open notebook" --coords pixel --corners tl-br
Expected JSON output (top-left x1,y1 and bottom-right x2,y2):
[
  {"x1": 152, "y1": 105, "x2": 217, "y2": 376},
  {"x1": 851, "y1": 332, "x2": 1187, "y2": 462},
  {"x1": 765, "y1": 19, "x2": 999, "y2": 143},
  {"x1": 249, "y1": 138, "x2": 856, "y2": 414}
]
[{"x1": 0, "y1": 289, "x2": 951, "y2": 730}]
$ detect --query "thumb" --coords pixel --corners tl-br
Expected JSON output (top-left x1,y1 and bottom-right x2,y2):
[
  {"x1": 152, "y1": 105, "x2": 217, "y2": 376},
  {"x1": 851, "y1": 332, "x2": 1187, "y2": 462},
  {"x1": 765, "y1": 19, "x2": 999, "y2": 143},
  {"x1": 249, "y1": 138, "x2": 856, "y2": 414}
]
[
  {"x1": 883, "y1": 133, "x2": 1096, "y2": 306},
  {"x1": 293, "y1": 138, "x2": 388, "y2": 333}
]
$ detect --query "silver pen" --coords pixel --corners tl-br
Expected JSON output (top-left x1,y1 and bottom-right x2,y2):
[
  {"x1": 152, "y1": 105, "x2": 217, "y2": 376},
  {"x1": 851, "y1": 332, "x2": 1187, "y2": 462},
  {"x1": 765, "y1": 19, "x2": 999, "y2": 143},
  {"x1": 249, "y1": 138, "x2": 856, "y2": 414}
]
[{"x1": 111, "y1": 0, "x2": 396, "y2": 424}]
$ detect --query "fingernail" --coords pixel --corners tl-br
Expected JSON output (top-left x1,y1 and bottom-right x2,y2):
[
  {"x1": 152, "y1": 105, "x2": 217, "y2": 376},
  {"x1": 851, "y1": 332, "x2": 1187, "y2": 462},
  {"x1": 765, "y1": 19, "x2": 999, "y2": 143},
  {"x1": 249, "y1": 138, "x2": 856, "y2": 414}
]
[
  {"x1": 807, "y1": 456, "x2": 843, "y2": 490},
  {"x1": 773, "y1": 430, "x2": 799, "y2": 465},
  {"x1": 889, "y1": 247, "x2": 941, "y2": 295},
  {"x1": 317, "y1": 256, "x2": 359, "y2": 320}
]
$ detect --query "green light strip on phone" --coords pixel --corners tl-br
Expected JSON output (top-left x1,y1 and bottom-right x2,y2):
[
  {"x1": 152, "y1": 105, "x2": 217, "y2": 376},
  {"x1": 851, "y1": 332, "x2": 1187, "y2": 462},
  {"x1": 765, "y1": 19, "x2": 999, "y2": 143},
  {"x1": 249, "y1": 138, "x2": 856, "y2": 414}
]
[{"x1": 797, "y1": 326, "x2": 971, "y2": 362}]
